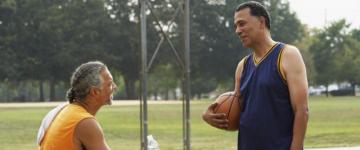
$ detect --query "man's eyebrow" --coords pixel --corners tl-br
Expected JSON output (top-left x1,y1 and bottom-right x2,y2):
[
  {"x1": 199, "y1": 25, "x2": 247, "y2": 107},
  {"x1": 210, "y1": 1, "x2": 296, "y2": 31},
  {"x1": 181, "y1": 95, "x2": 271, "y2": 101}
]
[{"x1": 234, "y1": 19, "x2": 243, "y2": 24}]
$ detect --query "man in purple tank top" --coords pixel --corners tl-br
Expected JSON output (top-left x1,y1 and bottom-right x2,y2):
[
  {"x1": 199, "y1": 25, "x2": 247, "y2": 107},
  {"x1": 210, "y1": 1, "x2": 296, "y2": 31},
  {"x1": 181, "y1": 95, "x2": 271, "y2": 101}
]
[{"x1": 203, "y1": 1, "x2": 309, "y2": 150}]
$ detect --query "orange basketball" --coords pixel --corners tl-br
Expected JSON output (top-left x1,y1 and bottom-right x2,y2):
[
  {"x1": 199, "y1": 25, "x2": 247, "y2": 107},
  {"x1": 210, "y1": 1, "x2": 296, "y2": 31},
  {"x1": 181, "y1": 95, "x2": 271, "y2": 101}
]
[{"x1": 213, "y1": 91, "x2": 242, "y2": 131}]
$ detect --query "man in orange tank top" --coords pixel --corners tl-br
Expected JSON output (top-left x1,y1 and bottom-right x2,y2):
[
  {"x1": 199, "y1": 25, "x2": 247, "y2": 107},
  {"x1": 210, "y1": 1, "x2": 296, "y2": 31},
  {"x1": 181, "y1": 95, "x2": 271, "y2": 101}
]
[{"x1": 40, "y1": 61, "x2": 117, "y2": 150}]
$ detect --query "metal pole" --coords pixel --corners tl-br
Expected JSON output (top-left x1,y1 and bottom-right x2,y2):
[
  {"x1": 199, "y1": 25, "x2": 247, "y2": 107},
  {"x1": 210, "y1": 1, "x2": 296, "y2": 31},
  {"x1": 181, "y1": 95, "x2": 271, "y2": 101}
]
[
  {"x1": 140, "y1": 0, "x2": 148, "y2": 149},
  {"x1": 182, "y1": 80, "x2": 186, "y2": 149},
  {"x1": 184, "y1": 0, "x2": 191, "y2": 149}
]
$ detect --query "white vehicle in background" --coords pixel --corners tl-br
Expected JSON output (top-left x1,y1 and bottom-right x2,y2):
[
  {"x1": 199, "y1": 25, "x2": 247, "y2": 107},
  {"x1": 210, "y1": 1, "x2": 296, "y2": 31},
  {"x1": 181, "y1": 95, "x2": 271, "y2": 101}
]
[
  {"x1": 309, "y1": 84, "x2": 339, "y2": 96},
  {"x1": 309, "y1": 85, "x2": 326, "y2": 96}
]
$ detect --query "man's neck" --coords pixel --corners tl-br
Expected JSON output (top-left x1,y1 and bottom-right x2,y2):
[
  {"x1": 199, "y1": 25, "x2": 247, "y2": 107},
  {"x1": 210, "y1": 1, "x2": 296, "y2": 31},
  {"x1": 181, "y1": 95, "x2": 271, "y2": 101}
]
[
  {"x1": 251, "y1": 34, "x2": 276, "y2": 59},
  {"x1": 73, "y1": 99, "x2": 100, "y2": 116}
]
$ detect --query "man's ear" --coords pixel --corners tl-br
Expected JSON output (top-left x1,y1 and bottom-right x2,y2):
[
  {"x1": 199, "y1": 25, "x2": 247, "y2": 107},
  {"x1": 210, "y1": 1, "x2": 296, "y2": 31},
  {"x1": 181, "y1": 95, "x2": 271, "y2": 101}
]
[
  {"x1": 259, "y1": 16, "x2": 266, "y2": 29},
  {"x1": 89, "y1": 87, "x2": 100, "y2": 97}
]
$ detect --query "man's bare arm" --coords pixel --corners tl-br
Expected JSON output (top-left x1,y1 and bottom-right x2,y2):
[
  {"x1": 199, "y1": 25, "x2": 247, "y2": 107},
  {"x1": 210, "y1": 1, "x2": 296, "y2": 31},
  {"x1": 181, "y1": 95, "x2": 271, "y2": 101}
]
[
  {"x1": 75, "y1": 118, "x2": 110, "y2": 150},
  {"x1": 282, "y1": 45, "x2": 309, "y2": 150}
]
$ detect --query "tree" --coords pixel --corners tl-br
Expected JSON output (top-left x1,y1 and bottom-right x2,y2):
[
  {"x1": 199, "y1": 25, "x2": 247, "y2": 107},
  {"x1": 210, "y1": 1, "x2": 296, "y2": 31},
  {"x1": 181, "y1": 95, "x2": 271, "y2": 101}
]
[
  {"x1": 334, "y1": 28, "x2": 360, "y2": 95},
  {"x1": 189, "y1": 0, "x2": 247, "y2": 96},
  {"x1": 0, "y1": 0, "x2": 19, "y2": 81},
  {"x1": 12, "y1": 0, "x2": 114, "y2": 101},
  {"x1": 264, "y1": 0, "x2": 304, "y2": 43},
  {"x1": 293, "y1": 25, "x2": 317, "y2": 85},
  {"x1": 102, "y1": 0, "x2": 141, "y2": 99},
  {"x1": 309, "y1": 19, "x2": 353, "y2": 96},
  {"x1": 148, "y1": 64, "x2": 180, "y2": 100},
  {"x1": 0, "y1": 0, "x2": 307, "y2": 101},
  {"x1": 104, "y1": 0, "x2": 187, "y2": 99}
]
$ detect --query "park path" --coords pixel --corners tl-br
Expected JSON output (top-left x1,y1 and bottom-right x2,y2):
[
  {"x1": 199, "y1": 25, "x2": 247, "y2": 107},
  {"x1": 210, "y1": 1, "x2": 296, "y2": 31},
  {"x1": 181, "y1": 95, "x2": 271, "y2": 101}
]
[{"x1": 306, "y1": 147, "x2": 360, "y2": 150}]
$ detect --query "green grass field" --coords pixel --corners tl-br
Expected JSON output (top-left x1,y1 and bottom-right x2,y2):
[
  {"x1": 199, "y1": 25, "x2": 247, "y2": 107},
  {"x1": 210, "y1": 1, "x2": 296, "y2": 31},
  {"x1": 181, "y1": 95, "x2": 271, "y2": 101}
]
[{"x1": 0, "y1": 96, "x2": 359, "y2": 150}]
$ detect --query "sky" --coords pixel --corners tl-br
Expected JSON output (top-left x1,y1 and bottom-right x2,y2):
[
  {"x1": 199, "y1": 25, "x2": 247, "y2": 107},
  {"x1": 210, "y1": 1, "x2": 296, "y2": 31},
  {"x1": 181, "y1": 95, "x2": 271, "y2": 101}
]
[{"x1": 287, "y1": 0, "x2": 360, "y2": 29}]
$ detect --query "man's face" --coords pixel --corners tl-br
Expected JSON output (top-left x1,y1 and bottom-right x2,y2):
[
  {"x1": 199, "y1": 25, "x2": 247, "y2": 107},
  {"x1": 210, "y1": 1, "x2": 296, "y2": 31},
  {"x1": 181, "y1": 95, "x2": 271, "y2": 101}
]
[
  {"x1": 234, "y1": 8, "x2": 263, "y2": 48},
  {"x1": 98, "y1": 68, "x2": 117, "y2": 105}
]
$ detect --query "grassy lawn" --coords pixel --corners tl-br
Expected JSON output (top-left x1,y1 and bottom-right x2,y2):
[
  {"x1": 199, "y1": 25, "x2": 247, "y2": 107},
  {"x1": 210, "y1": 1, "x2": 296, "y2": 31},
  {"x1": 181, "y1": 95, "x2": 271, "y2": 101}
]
[
  {"x1": 305, "y1": 96, "x2": 360, "y2": 148},
  {"x1": 0, "y1": 96, "x2": 359, "y2": 149}
]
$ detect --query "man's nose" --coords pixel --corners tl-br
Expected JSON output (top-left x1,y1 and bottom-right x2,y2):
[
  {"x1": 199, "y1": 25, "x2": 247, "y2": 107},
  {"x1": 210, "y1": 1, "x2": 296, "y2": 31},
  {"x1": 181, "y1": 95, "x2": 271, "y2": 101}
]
[
  {"x1": 235, "y1": 27, "x2": 242, "y2": 35},
  {"x1": 113, "y1": 83, "x2": 118, "y2": 91}
]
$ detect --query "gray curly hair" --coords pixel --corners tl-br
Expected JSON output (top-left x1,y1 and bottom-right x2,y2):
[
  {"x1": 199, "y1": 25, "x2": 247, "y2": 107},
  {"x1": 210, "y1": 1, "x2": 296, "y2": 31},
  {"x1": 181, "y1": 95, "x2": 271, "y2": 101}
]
[{"x1": 66, "y1": 61, "x2": 107, "y2": 103}]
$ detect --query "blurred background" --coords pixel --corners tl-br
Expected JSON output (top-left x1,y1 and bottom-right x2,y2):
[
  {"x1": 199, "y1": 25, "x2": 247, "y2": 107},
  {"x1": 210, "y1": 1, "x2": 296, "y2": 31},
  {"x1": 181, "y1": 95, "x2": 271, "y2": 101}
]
[{"x1": 0, "y1": 0, "x2": 359, "y2": 102}]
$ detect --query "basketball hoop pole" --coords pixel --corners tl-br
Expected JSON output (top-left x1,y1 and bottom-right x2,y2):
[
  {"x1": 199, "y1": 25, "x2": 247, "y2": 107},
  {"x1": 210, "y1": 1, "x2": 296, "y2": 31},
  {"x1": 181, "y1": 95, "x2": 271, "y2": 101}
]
[
  {"x1": 140, "y1": 0, "x2": 148, "y2": 149},
  {"x1": 139, "y1": 0, "x2": 191, "y2": 149},
  {"x1": 184, "y1": 0, "x2": 191, "y2": 149}
]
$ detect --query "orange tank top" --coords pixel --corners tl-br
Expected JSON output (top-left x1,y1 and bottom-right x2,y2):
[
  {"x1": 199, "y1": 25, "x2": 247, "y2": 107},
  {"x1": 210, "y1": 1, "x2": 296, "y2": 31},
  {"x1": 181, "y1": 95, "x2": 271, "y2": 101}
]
[{"x1": 40, "y1": 104, "x2": 94, "y2": 150}]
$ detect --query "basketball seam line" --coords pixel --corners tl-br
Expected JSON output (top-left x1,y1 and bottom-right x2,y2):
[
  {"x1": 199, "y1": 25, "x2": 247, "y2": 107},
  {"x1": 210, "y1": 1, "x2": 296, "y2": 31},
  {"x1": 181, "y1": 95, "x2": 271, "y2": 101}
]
[{"x1": 214, "y1": 96, "x2": 228, "y2": 113}]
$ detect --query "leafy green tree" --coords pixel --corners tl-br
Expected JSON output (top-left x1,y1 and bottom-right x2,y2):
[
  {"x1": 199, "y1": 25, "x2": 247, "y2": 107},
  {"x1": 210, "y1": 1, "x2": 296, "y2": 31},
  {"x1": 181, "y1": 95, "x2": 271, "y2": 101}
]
[
  {"x1": 0, "y1": 0, "x2": 307, "y2": 101},
  {"x1": 104, "y1": 0, "x2": 186, "y2": 99},
  {"x1": 0, "y1": 0, "x2": 19, "y2": 81},
  {"x1": 309, "y1": 19, "x2": 352, "y2": 96},
  {"x1": 264, "y1": 0, "x2": 304, "y2": 43},
  {"x1": 103, "y1": 0, "x2": 140, "y2": 99},
  {"x1": 148, "y1": 64, "x2": 180, "y2": 100},
  {"x1": 189, "y1": 0, "x2": 247, "y2": 97},
  {"x1": 334, "y1": 28, "x2": 360, "y2": 95},
  {"x1": 12, "y1": 0, "x2": 113, "y2": 101},
  {"x1": 351, "y1": 28, "x2": 360, "y2": 41},
  {"x1": 294, "y1": 26, "x2": 317, "y2": 85}
]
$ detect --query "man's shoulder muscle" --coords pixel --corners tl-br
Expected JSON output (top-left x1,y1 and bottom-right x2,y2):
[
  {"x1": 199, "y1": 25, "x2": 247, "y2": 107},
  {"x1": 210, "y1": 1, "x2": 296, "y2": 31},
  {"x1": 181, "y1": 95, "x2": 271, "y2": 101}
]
[
  {"x1": 74, "y1": 118, "x2": 108, "y2": 150},
  {"x1": 281, "y1": 44, "x2": 305, "y2": 73}
]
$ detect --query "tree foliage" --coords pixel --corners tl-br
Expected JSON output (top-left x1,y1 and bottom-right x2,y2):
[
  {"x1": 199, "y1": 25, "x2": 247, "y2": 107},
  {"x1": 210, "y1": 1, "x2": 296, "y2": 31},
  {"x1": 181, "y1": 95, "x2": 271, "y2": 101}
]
[{"x1": 3, "y1": 0, "x2": 358, "y2": 101}]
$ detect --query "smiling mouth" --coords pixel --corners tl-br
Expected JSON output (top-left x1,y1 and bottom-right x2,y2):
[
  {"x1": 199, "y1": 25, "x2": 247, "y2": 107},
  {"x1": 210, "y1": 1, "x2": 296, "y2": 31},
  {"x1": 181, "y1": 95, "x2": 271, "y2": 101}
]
[{"x1": 239, "y1": 37, "x2": 246, "y2": 41}]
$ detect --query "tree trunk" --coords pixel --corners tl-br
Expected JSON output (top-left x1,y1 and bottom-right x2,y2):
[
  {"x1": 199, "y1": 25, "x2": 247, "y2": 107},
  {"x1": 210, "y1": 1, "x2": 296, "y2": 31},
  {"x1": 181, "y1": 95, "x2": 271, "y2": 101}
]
[
  {"x1": 39, "y1": 80, "x2": 45, "y2": 102},
  {"x1": 124, "y1": 77, "x2": 137, "y2": 99},
  {"x1": 173, "y1": 90, "x2": 177, "y2": 100},
  {"x1": 154, "y1": 90, "x2": 158, "y2": 101},
  {"x1": 5, "y1": 83, "x2": 9, "y2": 102},
  {"x1": 165, "y1": 88, "x2": 169, "y2": 100},
  {"x1": 351, "y1": 83, "x2": 356, "y2": 96},
  {"x1": 49, "y1": 79, "x2": 56, "y2": 102},
  {"x1": 325, "y1": 83, "x2": 329, "y2": 97}
]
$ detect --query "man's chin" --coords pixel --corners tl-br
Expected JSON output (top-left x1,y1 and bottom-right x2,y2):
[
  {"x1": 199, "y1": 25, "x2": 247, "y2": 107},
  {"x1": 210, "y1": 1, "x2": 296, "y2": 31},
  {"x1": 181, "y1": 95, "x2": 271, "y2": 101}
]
[
  {"x1": 108, "y1": 94, "x2": 114, "y2": 105},
  {"x1": 241, "y1": 42, "x2": 250, "y2": 48},
  {"x1": 107, "y1": 99, "x2": 113, "y2": 105},
  {"x1": 240, "y1": 39, "x2": 251, "y2": 48}
]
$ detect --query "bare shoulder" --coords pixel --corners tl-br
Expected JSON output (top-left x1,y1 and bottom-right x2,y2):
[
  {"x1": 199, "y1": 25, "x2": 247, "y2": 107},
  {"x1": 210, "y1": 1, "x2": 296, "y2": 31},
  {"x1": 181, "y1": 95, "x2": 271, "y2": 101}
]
[
  {"x1": 74, "y1": 118, "x2": 109, "y2": 149},
  {"x1": 77, "y1": 118, "x2": 101, "y2": 129},
  {"x1": 283, "y1": 44, "x2": 302, "y2": 58},
  {"x1": 234, "y1": 56, "x2": 249, "y2": 96},
  {"x1": 282, "y1": 44, "x2": 305, "y2": 67},
  {"x1": 236, "y1": 56, "x2": 248, "y2": 71},
  {"x1": 75, "y1": 118, "x2": 104, "y2": 138},
  {"x1": 235, "y1": 56, "x2": 248, "y2": 79},
  {"x1": 281, "y1": 44, "x2": 307, "y2": 82}
]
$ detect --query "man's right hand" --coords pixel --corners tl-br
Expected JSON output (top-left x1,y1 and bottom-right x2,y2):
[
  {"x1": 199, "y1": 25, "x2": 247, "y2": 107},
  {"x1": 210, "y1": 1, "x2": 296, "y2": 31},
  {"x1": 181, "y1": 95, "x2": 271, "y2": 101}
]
[{"x1": 202, "y1": 103, "x2": 229, "y2": 129}]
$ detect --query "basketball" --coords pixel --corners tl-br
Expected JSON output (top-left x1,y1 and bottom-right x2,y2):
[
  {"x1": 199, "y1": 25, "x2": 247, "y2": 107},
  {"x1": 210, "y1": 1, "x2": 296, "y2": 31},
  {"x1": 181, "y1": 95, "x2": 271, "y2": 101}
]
[{"x1": 213, "y1": 91, "x2": 242, "y2": 131}]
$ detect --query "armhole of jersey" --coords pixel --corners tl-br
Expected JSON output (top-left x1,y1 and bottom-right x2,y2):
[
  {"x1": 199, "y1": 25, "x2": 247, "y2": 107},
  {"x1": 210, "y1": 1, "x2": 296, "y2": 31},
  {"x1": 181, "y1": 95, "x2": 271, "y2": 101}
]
[
  {"x1": 277, "y1": 45, "x2": 287, "y2": 85},
  {"x1": 242, "y1": 55, "x2": 249, "y2": 75},
  {"x1": 73, "y1": 116, "x2": 96, "y2": 148},
  {"x1": 237, "y1": 55, "x2": 249, "y2": 96}
]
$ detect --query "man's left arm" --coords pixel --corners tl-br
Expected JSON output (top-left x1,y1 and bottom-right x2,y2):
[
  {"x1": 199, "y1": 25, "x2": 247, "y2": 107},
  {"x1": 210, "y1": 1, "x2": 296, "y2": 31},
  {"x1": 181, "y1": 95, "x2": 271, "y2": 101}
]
[{"x1": 282, "y1": 45, "x2": 309, "y2": 150}]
